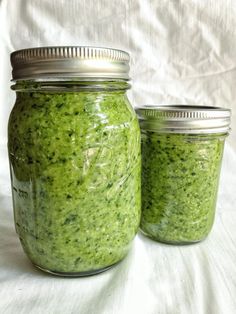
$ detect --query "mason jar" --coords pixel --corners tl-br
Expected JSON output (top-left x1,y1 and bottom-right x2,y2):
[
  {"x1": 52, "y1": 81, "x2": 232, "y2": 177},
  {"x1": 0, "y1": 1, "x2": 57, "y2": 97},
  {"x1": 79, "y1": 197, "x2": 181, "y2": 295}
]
[
  {"x1": 136, "y1": 105, "x2": 231, "y2": 244},
  {"x1": 8, "y1": 46, "x2": 141, "y2": 276}
]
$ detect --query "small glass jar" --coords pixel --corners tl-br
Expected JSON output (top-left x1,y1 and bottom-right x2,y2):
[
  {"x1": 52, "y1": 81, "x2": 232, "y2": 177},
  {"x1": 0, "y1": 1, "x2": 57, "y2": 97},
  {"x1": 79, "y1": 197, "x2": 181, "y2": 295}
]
[
  {"x1": 136, "y1": 105, "x2": 231, "y2": 244},
  {"x1": 8, "y1": 46, "x2": 141, "y2": 276}
]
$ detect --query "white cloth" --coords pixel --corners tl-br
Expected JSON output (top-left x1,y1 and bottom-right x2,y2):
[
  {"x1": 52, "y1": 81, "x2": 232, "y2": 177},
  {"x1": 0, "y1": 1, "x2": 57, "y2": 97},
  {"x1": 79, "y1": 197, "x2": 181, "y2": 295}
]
[{"x1": 0, "y1": 1, "x2": 236, "y2": 313}]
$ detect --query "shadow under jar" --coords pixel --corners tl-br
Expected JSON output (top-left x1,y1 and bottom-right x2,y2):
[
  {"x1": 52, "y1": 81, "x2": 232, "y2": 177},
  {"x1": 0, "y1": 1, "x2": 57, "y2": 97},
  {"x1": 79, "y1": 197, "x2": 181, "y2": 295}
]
[
  {"x1": 136, "y1": 105, "x2": 231, "y2": 244},
  {"x1": 8, "y1": 46, "x2": 141, "y2": 276}
]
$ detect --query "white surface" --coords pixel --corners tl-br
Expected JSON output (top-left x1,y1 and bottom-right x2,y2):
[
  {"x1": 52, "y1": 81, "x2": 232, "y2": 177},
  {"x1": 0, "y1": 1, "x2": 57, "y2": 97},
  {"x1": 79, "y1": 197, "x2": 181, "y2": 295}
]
[{"x1": 0, "y1": 1, "x2": 236, "y2": 313}]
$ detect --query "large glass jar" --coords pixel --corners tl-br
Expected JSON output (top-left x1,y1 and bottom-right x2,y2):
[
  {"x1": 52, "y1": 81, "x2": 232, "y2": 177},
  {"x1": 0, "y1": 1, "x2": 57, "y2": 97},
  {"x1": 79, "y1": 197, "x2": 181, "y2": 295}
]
[
  {"x1": 136, "y1": 105, "x2": 231, "y2": 244},
  {"x1": 8, "y1": 46, "x2": 141, "y2": 276}
]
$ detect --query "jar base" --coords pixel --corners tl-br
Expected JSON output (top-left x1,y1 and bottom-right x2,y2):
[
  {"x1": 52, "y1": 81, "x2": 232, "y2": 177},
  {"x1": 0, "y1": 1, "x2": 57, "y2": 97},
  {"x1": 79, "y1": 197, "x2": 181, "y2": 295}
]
[
  {"x1": 34, "y1": 262, "x2": 119, "y2": 277},
  {"x1": 140, "y1": 229, "x2": 207, "y2": 245}
]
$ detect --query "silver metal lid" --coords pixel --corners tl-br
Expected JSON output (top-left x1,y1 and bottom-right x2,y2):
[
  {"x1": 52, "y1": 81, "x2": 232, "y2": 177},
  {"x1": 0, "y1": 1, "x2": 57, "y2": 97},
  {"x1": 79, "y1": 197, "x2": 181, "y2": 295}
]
[
  {"x1": 136, "y1": 105, "x2": 231, "y2": 134},
  {"x1": 10, "y1": 46, "x2": 130, "y2": 81}
]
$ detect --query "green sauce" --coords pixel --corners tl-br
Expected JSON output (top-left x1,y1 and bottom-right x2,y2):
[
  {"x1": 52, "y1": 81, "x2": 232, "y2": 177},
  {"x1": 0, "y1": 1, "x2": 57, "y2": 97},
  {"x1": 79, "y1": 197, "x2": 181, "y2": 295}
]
[
  {"x1": 8, "y1": 89, "x2": 141, "y2": 274},
  {"x1": 140, "y1": 131, "x2": 225, "y2": 243}
]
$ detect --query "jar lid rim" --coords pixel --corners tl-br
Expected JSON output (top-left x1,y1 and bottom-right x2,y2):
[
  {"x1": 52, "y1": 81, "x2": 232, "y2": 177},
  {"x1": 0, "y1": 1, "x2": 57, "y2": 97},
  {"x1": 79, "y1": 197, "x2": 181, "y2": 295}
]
[
  {"x1": 10, "y1": 46, "x2": 130, "y2": 81},
  {"x1": 137, "y1": 104, "x2": 231, "y2": 113},
  {"x1": 136, "y1": 105, "x2": 231, "y2": 134}
]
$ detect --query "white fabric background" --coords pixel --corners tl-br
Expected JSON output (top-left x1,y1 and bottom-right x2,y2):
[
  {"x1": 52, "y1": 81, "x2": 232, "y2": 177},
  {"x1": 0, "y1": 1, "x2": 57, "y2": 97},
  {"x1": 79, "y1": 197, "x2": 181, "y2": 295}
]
[{"x1": 0, "y1": 1, "x2": 236, "y2": 313}]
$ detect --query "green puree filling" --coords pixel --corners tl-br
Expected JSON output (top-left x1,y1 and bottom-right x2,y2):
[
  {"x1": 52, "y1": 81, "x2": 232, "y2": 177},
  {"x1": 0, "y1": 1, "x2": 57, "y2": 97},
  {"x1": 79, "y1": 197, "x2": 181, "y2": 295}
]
[
  {"x1": 8, "y1": 90, "x2": 141, "y2": 273},
  {"x1": 140, "y1": 131, "x2": 225, "y2": 243}
]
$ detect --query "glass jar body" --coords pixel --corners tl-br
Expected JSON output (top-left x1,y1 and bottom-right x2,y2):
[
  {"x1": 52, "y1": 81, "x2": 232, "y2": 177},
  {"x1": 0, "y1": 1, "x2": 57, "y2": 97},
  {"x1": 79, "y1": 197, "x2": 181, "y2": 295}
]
[
  {"x1": 8, "y1": 82, "x2": 141, "y2": 276},
  {"x1": 140, "y1": 131, "x2": 226, "y2": 244}
]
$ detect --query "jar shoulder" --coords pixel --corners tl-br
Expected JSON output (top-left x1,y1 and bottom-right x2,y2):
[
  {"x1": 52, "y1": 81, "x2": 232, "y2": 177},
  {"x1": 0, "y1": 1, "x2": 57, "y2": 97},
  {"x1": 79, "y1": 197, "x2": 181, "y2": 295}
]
[{"x1": 8, "y1": 91, "x2": 139, "y2": 135}]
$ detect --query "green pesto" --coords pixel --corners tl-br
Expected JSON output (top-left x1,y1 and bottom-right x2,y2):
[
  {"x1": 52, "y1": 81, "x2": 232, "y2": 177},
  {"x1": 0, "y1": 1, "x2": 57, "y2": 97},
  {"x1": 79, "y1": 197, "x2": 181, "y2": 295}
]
[
  {"x1": 8, "y1": 86, "x2": 141, "y2": 274},
  {"x1": 140, "y1": 131, "x2": 225, "y2": 244}
]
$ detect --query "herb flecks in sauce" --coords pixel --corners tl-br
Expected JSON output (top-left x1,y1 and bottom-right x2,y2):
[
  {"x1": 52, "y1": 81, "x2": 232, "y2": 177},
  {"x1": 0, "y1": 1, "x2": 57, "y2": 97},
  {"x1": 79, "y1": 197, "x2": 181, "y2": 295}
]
[
  {"x1": 8, "y1": 90, "x2": 141, "y2": 273},
  {"x1": 140, "y1": 132, "x2": 225, "y2": 243}
]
